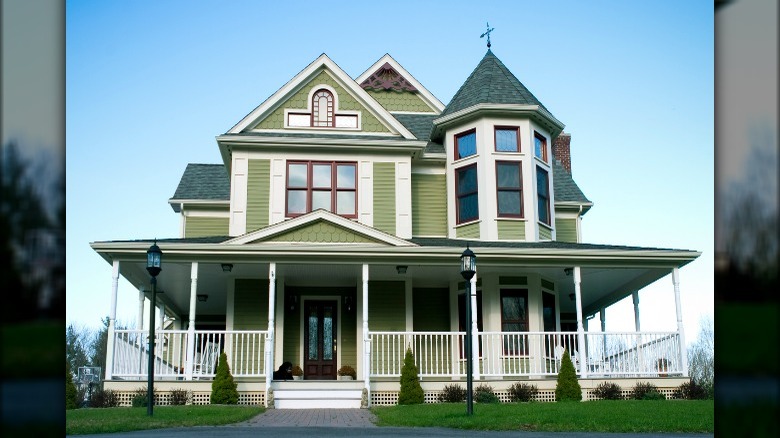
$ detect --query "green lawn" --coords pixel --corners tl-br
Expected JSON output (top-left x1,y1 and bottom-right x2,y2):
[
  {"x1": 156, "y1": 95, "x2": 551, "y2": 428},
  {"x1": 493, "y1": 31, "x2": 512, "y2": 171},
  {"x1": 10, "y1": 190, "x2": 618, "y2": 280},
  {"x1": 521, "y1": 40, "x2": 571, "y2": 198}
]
[
  {"x1": 371, "y1": 400, "x2": 714, "y2": 433},
  {"x1": 2, "y1": 320, "x2": 62, "y2": 378},
  {"x1": 66, "y1": 405, "x2": 264, "y2": 435}
]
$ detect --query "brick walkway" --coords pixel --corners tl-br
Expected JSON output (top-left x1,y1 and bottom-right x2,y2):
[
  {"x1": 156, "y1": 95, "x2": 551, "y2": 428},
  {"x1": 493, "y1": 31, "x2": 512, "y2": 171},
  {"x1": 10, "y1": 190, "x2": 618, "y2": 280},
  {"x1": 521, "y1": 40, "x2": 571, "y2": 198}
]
[{"x1": 238, "y1": 409, "x2": 378, "y2": 427}]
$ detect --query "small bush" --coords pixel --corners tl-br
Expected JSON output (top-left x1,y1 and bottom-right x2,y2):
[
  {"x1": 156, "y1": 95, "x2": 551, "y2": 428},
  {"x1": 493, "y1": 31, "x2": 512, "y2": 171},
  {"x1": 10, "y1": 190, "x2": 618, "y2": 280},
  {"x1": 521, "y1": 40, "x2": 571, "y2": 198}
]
[
  {"x1": 211, "y1": 352, "x2": 238, "y2": 404},
  {"x1": 474, "y1": 384, "x2": 499, "y2": 403},
  {"x1": 507, "y1": 383, "x2": 538, "y2": 402},
  {"x1": 555, "y1": 348, "x2": 582, "y2": 402},
  {"x1": 642, "y1": 390, "x2": 667, "y2": 400},
  {"x1": 338, "y1": 365, "x2": 357, "y2": 379},
  {"x1": 89, "y1": 388, "x2": 119, "y2": 408},
  {"x1": 631, "y1": 382, "x2": 662, "y2": 400},
  {"x1": 674, "y1": 379, "x2": 708, "y2": 400},
  {"x1": 169, "y1": 388, "x2": 191, "y2": 405},
  {"x1": 438, "y1": 384, "x2": 466, "y2": 402},
  {"x1": 131, "y1": 386, "x2": 156, "y2": 407},
  {"x1": 398, "y1": 348, "x2": 424, "y2": 405},
  {"x1": 592, "y1": 382, "x2": 623, "y2": 400}
]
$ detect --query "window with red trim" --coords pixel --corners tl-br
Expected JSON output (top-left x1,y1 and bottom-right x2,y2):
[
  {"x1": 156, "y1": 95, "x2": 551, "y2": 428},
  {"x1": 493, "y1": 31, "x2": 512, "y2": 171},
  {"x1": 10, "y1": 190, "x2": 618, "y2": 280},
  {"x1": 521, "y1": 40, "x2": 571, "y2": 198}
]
[
  {"x1": 536, "y1": 166, "x2": 550, "y2": 225},
  {"x1": 456, "y1": 164, "x2": 478, "y2": 224},
  {"x1": 312, "y1": 89, "x2": 334, "y2": 127},
  {"x1": 534, "y1": 132, "x2": 548, "y2": 162},
  {"x1": 495, "y1": 126, "x2": 520, "y2": 152},
  {"x1": 501, "y1": 289, "x2": 529, "y2": 355},
  {"x1": 455, "y1": 129, "x2": 477, "y2": 160},
  {"x1": 286, "y1": 161, "x2": 356, "y2": 217},
  {"x1": 496, "y1": 161, "x2": 523, "y2": 217}
]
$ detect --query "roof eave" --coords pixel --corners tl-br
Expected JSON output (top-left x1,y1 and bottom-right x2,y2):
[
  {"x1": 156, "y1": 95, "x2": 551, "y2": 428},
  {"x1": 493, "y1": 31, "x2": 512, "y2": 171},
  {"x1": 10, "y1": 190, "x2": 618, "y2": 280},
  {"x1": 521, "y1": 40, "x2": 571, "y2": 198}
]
[{"x1": 432, "y1": 104, "x2": 565, "y2": 140}]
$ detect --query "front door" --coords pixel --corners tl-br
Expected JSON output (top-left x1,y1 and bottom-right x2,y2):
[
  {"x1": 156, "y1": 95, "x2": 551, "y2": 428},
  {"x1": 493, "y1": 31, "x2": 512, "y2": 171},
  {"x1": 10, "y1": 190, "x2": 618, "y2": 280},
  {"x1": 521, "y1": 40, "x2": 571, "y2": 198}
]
[{"x1": 303, "y1": 300, "x2": 337, "y2": 379}]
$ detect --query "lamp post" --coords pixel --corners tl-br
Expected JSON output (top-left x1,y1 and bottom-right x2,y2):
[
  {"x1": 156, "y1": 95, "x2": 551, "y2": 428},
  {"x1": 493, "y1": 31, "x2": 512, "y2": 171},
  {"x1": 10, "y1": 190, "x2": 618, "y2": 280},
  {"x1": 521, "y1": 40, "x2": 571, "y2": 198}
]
[
  {"x1": 146, "y1": 240, "x2": 162, "y2": 416},
  {"x1": 460, "y1": 244, "x2": 476, "y2": 415}
]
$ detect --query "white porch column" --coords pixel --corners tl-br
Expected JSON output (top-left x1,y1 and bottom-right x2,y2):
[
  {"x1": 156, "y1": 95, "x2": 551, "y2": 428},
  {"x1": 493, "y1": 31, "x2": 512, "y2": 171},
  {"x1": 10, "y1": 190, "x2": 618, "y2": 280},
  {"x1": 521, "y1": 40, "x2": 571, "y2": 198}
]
[
  {"x1": 672, "y1": 268, "x2": 689, "y2": 376},
  {"x1": 600, "y1": 308, "x2": 607, "y2": 362},
  {"x1": 470, "y1": 273, "x2": 480, "y2": 380},
  {"x1": 573, "y1": 266, "x2": 588, "y2": 377},
  {"x1": 137, "y1": 288, "x2": 145, "y2": 331},
  {"x1": 362, "y1": 264, "x2": 371, "y2": 400},
  {"x1": 632, "y1": 291, "x2": 641, "y2": 331},
  {"x1": 105, "y1": 260, "x2": 120, "y2": 380},
  {"x1": 185, "y1": 262, "x2": 198, "y2": 380},
  {"x1": 265, "y1": 263, "x2": 276, "y2": 400}
]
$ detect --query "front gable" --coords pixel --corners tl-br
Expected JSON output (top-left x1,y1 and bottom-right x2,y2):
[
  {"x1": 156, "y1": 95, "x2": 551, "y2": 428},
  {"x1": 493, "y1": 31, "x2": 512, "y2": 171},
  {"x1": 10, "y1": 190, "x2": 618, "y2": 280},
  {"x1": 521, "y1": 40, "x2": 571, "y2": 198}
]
[
  {"x1": 223, "y1": 209, "x2": 417, "y2": 246},
  {"x1": 228, "y1": 54, "x2": 415, "y2": 139}
]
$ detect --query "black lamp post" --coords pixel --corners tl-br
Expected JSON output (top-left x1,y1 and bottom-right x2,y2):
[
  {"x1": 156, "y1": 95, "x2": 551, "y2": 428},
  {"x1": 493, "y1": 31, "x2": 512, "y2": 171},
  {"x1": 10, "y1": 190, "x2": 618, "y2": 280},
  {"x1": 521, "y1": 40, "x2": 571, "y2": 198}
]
[
  {"x1": 146, "y1": 240, "x2": 162, "y2": 416},
  {"x1": 460, "y1": 244, "x2": 476, "y2": 415}
]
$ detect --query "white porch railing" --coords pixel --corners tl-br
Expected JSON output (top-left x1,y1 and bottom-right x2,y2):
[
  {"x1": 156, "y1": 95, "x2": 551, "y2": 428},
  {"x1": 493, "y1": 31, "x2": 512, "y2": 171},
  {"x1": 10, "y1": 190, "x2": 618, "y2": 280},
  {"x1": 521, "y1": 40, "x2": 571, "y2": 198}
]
[
  {"x1": 111, "y1": 329, "x2": 269, "y2": 380},
  {"x1": 368, "y1": 331, "x2": 682, "y2": 378}
]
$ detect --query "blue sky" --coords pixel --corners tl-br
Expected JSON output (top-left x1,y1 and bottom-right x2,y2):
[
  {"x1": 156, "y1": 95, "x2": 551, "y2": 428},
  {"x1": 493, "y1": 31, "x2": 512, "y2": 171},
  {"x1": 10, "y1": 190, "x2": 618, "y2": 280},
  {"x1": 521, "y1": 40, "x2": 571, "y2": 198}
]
[{"x1": 65, "y1": 1, "x2": 715, "y2": 342}]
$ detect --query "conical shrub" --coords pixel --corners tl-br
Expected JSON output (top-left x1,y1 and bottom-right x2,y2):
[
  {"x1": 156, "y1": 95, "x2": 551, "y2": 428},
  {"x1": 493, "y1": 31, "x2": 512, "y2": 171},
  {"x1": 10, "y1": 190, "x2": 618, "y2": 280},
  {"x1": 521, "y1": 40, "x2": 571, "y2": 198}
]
[
  {"x1": 397, "y1": 347, "x2": 424, "y2": 404},
  {"x1": 66, "y1": 360, "x2": 79, "y2": 410},
  {"x1": 210, "y1": 351, "x2": 238, "y2": 404},
  {"x1": 555, "y1": 348, "x2": 582, "y2": 402}
]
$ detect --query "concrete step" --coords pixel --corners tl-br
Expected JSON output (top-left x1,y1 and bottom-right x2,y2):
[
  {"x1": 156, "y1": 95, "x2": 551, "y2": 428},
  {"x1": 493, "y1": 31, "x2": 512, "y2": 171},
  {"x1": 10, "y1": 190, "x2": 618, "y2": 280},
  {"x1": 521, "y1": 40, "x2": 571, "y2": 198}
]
[{"x1": 272, "y1": 380, "x2": 364, "y2": 409}]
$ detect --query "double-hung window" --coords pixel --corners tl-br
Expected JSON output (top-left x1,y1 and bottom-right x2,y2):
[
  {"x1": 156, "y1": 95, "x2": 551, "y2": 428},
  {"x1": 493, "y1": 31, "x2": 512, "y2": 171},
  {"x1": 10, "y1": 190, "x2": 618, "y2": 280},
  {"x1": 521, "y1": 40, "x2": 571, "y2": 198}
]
[
  {"x1": 286, "y1": 161, "x2": 357, "y2": 217},
  {"x1": 495, "y1": 126, "x2": 520, "y2": 152},
  {"x1": 455, "y1": 129, "x2": 477, "y2": 160},
  {"x1": 536, "y1": 167, "x2": 550, "y2": 225},
  {"x1": 456, "y1": 164, "x2": 479, "y2": 224},
  {"x1": 501, "y1": 289, "x2": 529, "y2": 355},
  {"x1": 496, "y1": 161, "x2": 523, "y2": 217}
]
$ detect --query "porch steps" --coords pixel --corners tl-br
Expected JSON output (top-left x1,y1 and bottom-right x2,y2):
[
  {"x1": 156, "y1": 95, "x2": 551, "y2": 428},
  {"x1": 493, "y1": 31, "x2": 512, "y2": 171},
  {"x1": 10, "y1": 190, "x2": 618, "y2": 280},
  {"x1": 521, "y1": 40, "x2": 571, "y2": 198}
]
[{"x1": 272, "y1": 380, "x2": 364, "y2": 409}]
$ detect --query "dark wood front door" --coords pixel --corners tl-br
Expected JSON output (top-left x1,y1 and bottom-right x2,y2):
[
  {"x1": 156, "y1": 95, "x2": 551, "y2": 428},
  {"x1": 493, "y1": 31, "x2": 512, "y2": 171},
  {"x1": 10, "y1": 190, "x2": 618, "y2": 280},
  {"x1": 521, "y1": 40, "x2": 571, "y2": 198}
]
[{"x1": 303, "y1": 300, "x2": 337, "y2": 379}]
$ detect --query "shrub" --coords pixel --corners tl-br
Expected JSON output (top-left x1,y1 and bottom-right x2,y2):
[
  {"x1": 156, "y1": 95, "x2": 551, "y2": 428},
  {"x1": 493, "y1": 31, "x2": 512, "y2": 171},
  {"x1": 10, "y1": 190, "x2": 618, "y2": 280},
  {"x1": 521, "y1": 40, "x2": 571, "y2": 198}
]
[
  {"x1": 631, "y1": 382, "x2": 664, "y2": 400},
  {"x1": 338, "y1": 365, "x2": 357, "y2": 379},
  {"x1": 508, "y1": 382, "x2": 538, "y2": 402},
  {"x1": 211, "y1": 351, "x2": 238, "y2": 404},
  {"x1": 397, "y1": 347, "x2": 424, "y2": 405},
  {"x1": 169, "y1": 388, "x2": 191, "y2": 405},
  {"x1": 131, "y1": 386, "x2": 156, "y2": 407},
  {"x1": 673, "y1": 379, "x2": 708, "y2": 400},
  {"x1": 89, "y1": 388, "x2": 119, "y2": 408},
  {"x1": 592, "y1": 382, "x2": 623, "y2": 400},
  {"x1": 438, "y1": 384, "x2": 466, "y2": 402},
  {"x1": 66, "y1": 360, "x2": 79, "y2": 410},
  {"x1": 474, "y1": 384, "x2": 499, "y2": 403},
  {"x1": 555, "y1": 348, "x2": 582, "y2": 402}
]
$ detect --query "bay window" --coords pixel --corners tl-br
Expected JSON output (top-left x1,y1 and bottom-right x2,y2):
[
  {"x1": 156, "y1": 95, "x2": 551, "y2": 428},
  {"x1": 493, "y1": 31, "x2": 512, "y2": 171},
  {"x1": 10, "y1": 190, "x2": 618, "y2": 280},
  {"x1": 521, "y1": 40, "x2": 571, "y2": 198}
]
[
  {"x1": 456, "y1": 164, "x2": 479, "y2": 224},
  {"x1": 496, "y1": 161, "x2": 523, "y2": 217}
]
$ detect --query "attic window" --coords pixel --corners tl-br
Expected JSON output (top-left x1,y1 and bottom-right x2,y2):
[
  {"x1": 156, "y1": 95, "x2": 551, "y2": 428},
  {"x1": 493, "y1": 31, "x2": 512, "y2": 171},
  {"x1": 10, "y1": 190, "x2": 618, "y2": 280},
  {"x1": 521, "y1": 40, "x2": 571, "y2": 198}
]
[
  {"x1": 285, "y1": 87, "x2": 359, "y2": 129},
  {"x1": 312, "y1": 89, "x2": 334, "y2": 127}
]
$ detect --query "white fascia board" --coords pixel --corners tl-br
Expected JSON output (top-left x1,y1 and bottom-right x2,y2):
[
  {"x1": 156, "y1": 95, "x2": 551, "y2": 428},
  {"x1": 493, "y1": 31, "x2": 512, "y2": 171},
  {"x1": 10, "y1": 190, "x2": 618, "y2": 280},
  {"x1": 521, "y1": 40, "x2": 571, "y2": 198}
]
[
  {"x1": 168, "y1": 199, "x2": 229, "y2": 213},
  {"x1": 433, "y1": 104, "x2": 565, "y2": 137},
  {"x1": 222, "y1": 209, "x2": 417, "y2": 247},
  {"x1": 228, "y1": 54, "x2": 416, "y2": 140},
  {"x1": 356, "y1": 54, "x2": 445, "y2": 113},
  {"x1": 215, "y1": 134, "x2": 427, "y2": 150}
]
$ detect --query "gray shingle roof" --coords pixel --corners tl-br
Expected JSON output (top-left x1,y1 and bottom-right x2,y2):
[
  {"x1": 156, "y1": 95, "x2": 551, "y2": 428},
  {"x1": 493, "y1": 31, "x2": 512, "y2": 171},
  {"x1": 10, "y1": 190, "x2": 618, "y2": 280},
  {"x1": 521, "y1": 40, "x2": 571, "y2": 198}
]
[
  {"x1": 552, "y1": 160, "x2": 590, "y2": 204},
  {"x1": 170, "y1": 164, "x2": 230, "y2": 201},
  {"x1": 410, "y1": 238, "x2": 690, "y2": 252},
  {"x1": 441, "y1": 50, "x2": 551, "y2": 117},
  {"x1": 392, "y1": 113, "x2": 437, "y2": 141}
]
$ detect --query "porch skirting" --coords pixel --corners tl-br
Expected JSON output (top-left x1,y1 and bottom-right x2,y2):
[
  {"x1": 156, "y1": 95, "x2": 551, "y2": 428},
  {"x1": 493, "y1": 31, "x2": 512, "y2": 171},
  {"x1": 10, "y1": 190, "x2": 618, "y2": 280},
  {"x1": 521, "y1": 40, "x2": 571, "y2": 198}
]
[{"x1": 103, "y1": 376, "x2": 688, "y2": 407}]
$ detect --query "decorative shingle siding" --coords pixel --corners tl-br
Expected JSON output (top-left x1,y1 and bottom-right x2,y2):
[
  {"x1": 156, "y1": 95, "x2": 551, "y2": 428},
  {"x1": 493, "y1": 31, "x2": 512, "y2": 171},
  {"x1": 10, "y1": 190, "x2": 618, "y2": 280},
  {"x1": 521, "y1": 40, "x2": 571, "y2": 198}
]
[
  {"x1": 367, "y1": 90, "x2": 435, "y2": 113},
  {"x1": 555, "y1": 217, "x2": 577, "y2": 243},
  {"x1": 184, "y1": 216, "x2": 229, "y2": 238},
  {"x1": 412, "y1": 173, "x2": 446, "y2": 237},
  {"x1": 497, "y1": 220, "x2": 525, "y2": 241},
  {"x1": 256, "y1": 70, "x2": 390, "y2": 133},
  {"x1": 373, "y1": 163, "x2": 396, "y2": 235},
  {"x1": 246, "y1": 159, "x2": 270, "y2": 232},
  {"x1": 456, "y1": 222, "x2": 480, "y2": 239},
  {"x1": 412, "y1": 288, "x2": 449, "y2": 331},
  {"x1": 368, "y1": 281, "x2": 405, "y2": 331},
  {"x1": 264, "y1": 220, "x2": 382, "y2": 244}
]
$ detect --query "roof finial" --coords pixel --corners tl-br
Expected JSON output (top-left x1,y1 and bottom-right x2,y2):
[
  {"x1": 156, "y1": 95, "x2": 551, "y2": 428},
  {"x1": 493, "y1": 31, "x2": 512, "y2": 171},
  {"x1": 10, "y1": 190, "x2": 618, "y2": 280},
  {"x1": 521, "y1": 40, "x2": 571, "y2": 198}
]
[{"x1": 480, "y1": 22, "x2": 494, "y2": 49}]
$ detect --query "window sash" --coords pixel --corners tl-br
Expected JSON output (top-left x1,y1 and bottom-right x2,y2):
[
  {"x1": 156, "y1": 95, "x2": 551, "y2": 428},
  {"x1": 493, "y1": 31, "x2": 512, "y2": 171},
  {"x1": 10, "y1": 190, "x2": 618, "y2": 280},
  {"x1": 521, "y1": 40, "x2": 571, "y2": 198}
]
[
  {"x1": 455, "y1": 129, "x2": 477, "y2": 160},
  {"x1": 536, "y1": 167, "x2": 550, "y2": 225},
  {"x1": 534, "y1": 132, "x2": 547, "y2": 161},
  {"x1": 496, "y1": 161, "x2": 523, "y2": 217},
  {"x1": 495, "y1": 127, "x2": 520, "y2": 152},
  {"x1": 456, "y1": 164, "x2": 478, "y2": 223},
  {"x1": 501, "y1": 289, "x2": 529, "y2": 355},
  {"x1": 286, "y1": 161, "x2": 357, "y2": 217}
]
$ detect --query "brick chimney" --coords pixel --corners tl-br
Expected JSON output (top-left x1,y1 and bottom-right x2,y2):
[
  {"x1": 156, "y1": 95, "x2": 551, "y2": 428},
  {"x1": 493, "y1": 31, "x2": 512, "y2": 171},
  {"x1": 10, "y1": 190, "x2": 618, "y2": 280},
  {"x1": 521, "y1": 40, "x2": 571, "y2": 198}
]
[{"x1": 552, "y1": 133, "x2": 572, "y2": 174}]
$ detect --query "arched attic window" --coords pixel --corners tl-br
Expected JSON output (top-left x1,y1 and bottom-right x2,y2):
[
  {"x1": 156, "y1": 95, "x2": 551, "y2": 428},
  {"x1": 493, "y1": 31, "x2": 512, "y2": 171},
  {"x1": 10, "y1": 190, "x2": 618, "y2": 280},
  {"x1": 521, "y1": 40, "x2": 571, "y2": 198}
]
[{"x1": 311, "y1": 89, "x2": 334, "y2": 127}]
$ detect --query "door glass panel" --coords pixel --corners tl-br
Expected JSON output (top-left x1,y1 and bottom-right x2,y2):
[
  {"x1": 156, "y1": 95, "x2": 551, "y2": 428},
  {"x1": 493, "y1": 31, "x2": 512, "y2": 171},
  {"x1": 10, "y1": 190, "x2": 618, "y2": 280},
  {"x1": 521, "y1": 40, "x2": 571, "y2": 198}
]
[
  {"x1": 323, "y1": 306, "x2": 333, "y2": 360},
  {"x1": 308, "y1": 308, "x2": 318, "y2": 360}
]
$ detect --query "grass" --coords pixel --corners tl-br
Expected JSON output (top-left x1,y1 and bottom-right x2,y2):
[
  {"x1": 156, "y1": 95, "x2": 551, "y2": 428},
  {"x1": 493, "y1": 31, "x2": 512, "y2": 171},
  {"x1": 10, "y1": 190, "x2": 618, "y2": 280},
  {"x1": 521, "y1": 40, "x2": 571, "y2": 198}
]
[
  {"x1": 66, "y1": 405, "x2": 264, "y2": 435},
  {"x1": 2, "y1": 320, "x2": 62, "y2": 378},
  {"x1": 371, "y1": 400, "x2": 714, "y2": 433}
]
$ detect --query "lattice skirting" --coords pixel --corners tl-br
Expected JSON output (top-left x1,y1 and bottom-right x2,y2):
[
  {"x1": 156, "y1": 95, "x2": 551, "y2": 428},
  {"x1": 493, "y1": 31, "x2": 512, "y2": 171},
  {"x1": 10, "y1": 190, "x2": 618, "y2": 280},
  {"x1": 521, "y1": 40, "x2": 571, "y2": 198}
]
[
  {"x1": 370, "y1": 388, "x2": 681, "y2": 406},
  {"x1": 112, "y1": 390, "x2": 266, "y2": 407}
]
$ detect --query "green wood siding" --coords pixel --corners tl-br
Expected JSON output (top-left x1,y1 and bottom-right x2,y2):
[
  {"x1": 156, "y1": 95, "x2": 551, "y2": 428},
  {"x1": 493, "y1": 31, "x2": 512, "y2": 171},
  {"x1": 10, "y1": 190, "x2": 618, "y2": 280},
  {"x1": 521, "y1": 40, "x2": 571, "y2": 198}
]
[
  {"x1": 366, "y1": 90, "x2": 435, "y2": 113},
  {"x1": 368, "y1": 281, "x2": 405, "y2": 331},
  {"x1": 373, "y1": 163, "x2": 396, "y2": 235},
  {"x1": 184, "y1": 216, "x2": 229, "y2": 238},
  {"x1": 246, "y1": 159, "x2": 270, "y2": 232},
  {"x1": 456, "y1": 222, "x2": 480, "y2": 239},
  {"x1": 555, "y1": 217, "x2": 577, "y2": 243},
  {"x1": 233, "y1": 279, "x2": 269, "y2": 374},
  {"x1": 497, "y1": 220, "x2": 526, "y2": 240},
  {"x1": 539, "y1": 224, "x2": 552, "y2": 240},
  {"x1": 265, "y1": 220, "x2": 382, "y2": 244},
  {"x1": 257, "y1": 70, "x2": 390, "y2": 133},
  {"x1": 412, "y1": 173, "x2": 446, "y2": 237},
  {"x1": 412, "y1": 288, "x2": 449, "y2": 331}
]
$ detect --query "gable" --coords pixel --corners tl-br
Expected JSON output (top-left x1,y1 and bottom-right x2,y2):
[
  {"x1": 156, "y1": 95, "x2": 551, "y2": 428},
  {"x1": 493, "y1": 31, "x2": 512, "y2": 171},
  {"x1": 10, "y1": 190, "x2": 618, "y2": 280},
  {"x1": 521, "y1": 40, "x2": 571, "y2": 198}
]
[{"x1": 262, "y1": 220, "x2": 385, "y2": 244}]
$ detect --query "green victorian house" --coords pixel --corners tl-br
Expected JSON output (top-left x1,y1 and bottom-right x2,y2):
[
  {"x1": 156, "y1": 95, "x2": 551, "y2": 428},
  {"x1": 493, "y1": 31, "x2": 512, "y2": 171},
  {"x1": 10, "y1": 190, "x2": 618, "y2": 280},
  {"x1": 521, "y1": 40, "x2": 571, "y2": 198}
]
[{"x1": 92, "y1": 49, "x2": 699, "y2": 408}]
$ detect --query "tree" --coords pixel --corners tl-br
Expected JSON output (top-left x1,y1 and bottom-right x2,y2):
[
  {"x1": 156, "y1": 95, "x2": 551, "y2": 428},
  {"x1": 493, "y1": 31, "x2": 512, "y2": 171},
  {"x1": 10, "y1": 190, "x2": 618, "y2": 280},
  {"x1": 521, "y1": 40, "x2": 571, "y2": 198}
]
[
  {"x1": 687, "y1": 315, "x2": 714, "y2": 395},
  {"x1": 555, "y1": 348, "x2": 582, "y2": 402},
  {"x1": 66, "y1": 323, "x2": 91, "y2": 380},
  {"x1": 89, "y1": 317, "x2": 110, "y2": 375},
  {"x1": 66, "y1": 359, "x2": 79, "y2": 410},
  {"x1": 211, "y1": 351, "x2": 238, "y2": 404},
  {"x1": 397, "y1": 347, "x2": 424, "y2": 404}
]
